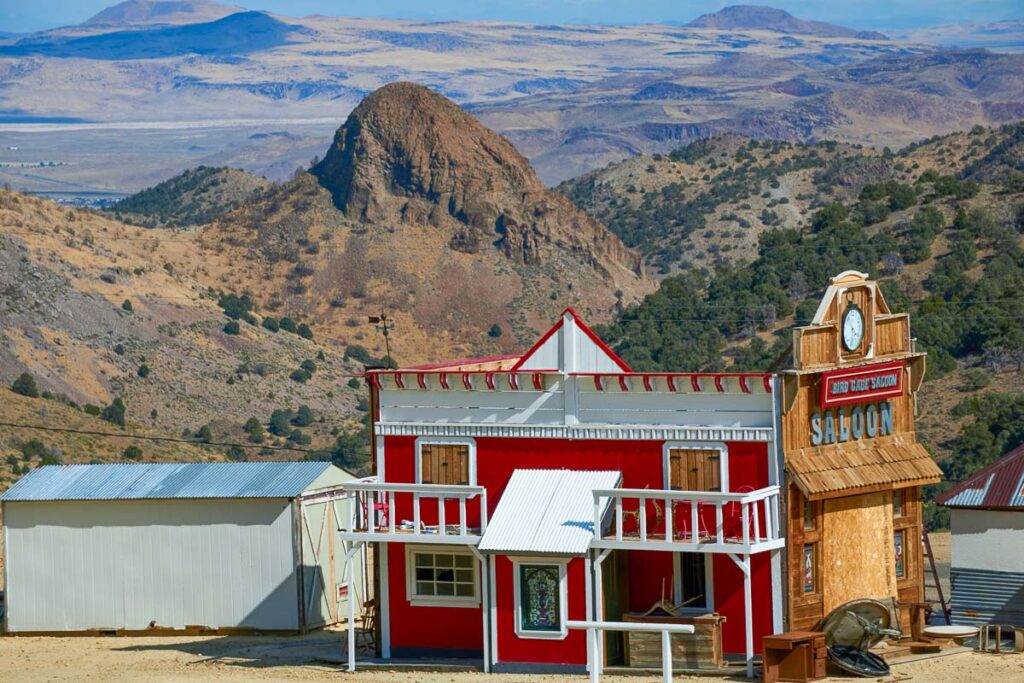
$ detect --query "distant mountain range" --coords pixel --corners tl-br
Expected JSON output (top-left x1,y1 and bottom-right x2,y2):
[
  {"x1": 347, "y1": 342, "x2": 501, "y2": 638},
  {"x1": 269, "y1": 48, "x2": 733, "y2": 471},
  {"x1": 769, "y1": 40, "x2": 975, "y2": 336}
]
[
  {"x1": 85, "y1": 0, "x2": 243, "y2": 27},
  {"x1": 686, "y1": 5, "x2": 889, "y2": 40}
]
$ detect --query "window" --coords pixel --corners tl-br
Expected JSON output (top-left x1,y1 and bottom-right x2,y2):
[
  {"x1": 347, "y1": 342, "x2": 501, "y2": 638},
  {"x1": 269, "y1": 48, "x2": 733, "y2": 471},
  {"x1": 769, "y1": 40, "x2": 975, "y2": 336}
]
[
  {"x1": 416, "y1": 438, "x2": 475, "y2": 486},
  {"x1": 674, "y1": 553, "x2": 712, "y2": 611},
  {"x1": 894, "y1": 530, "x2": 906, "y2": 579},
  {"x1": 513, "y1": 560, "x2": 569, "y2": 639},
  {"x1": 664, "y1": 443, "x2": 727, "y2": 492},
  {"x1": 803, "y1": 498, "x2": 816, "y2": 531},
  {"x1": 802, "y1": 544, "x2": 817, "y2": 594},
  {"x1": 893, "y1": 489, "x2": 904, "y2": 518},
  {"x1": 405, "y1": 547, "x2": 479, "y2": 607}
]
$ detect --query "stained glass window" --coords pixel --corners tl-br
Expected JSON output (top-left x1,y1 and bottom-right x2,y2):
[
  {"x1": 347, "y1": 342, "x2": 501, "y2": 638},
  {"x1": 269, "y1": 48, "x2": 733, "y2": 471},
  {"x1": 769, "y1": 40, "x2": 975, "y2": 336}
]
[
  {"x1": 803, "y1": 544, "x2": 815, "y2": 593},
  {"x1": 894, "y1": 530, "x2": 906, "y2": 578},
  {"x1": 412, "y1": 551, "x2": 476, "y2": 599},
  {"x1": 519, "y1": 564, "x2": 561, "y2": 632}
]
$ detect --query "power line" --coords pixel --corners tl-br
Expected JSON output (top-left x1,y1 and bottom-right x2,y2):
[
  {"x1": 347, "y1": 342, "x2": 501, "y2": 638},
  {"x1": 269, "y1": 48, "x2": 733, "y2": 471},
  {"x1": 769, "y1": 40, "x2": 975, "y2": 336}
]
[{"x1": 0, "y1": 420, "x2": 338, "y2": 455}]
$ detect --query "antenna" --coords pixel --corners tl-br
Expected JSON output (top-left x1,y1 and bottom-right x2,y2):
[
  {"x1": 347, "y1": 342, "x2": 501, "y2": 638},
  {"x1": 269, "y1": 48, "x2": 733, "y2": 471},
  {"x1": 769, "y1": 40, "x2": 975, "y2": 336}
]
[{"x1": 368, "y1": 310, "x2": 394, "y2": 368}]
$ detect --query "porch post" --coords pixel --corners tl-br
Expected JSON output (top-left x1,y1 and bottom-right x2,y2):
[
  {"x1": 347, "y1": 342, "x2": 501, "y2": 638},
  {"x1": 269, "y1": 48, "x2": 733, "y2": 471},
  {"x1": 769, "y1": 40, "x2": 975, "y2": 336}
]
[
  {"x1": 593, "y1": 548, "x2": 612, "y2": 676},
  {"x1": 347, "y1": 542, "x2": 360, "y2": 672},
  {"x1": 470, "y1": 547, "x2": 490, "y2": 673},
  {"x1": 584, "y1": 551, "x2": 594, "y2": 674},
  {"x1": 380, "y1": 542, "x2": 391, "y2": 659},
  {"x1": 489, "y1": 554, "x2": 498, "y2": 666},
  {"x1": 743, "y1": 552, "x2": 753, "y2": 678}
]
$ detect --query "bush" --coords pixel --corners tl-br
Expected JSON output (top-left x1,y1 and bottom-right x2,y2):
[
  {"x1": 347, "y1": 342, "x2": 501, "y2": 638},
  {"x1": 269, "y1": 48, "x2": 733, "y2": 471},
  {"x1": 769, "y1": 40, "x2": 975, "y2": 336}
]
[
  {"x1": 288, "y1": 428, "x2": 312, "y2": 446},
  {"x1": 300, "y1": 359, "x2": 317, "y2": 375},
  {"x1": 195, "y1": 424, "x2": 213, "y2": 442},
  {"x1": 217, "y1": 292, "x2": 254, "y2": 320},
  {"x1": 113, "y1": 343, "x2": 125, "y2": 356},
  {"x1": 84, "y1": 404, "x2": 102, "y2": 416},
  {"x1": 223, "y1": 321, "x2": 241, "y2": 335},
  {"x1": 261, "y1": 316, "x2": 280, "y2": 332},
  {"x1": 290, "y1": 369, "x2": 311, "y2": 383},
  {"x1": 961, "y1": 368, "x2": 991, "y2": 391},
  {"x1": 137, "y1": 364, "x2": 150, "y2": 378},
  {"x1": 269, "y1": 409, "x2": 294, "y2": 436},
  {"x1": 344, "y1": 345, "x2": 372, "y2": 364},
  {"x1": 279, "y1": 317, "x2": 297, "y2": 333},
  {"x1": 101, "y1": 398, "x2": 126, "y2": 427},
  {"x1": 11, "y1": 372, "x2": 39, "y2": 398},
  {"x1": 297, "y1": 323, "x2": 314, "y2": 340},
  {"x1": 20, "y1": 438, "x2": 46, "y2": 460},
  {"x1": 123, "y1": 445, "x2": 143, "y2": 461},
  {"x1": 488, "y1": 324, "x2": 503, "y2": 338},
  {"x1": 347, "y1": 378, "x2": 361, "y2": 389},
  {"x1": 292, "y1": 404, "x2": 315, "y2": 427},
  {"x1": 121, "y1": 299, "x2": 133, "y2": 312}
]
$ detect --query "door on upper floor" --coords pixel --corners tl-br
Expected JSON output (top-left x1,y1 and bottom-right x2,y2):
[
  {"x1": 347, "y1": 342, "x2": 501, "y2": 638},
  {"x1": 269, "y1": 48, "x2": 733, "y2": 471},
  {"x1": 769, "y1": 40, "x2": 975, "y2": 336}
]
[{"x1": 667, "y1": 447, "x2": 723, "y2": 492}]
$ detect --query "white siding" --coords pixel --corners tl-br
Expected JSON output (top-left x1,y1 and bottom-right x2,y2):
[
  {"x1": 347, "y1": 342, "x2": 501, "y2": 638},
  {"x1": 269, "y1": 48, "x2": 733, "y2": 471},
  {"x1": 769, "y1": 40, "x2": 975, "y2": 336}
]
[
  {"x1": 379, "y1": 382, "x2": 565, "y2": 425},
  {"x1": 951, "y1": 509, "x2": 1024, "y2": 573},
  {"x1": 3, "y1": 499, "x2": 298, "y2": 632}
]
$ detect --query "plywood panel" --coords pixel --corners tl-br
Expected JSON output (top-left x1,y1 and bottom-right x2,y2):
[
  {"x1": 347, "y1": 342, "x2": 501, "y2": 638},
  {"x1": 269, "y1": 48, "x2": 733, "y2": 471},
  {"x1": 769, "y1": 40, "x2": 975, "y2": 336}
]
[{"x1": 822, "y1": 493, "x2": 897, "y2": 612}]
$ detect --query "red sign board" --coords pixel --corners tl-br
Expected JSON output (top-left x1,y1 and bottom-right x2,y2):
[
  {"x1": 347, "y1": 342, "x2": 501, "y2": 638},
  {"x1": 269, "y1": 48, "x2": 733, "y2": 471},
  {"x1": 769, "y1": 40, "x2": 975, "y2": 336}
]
[{"x1": 820, "y1": 360, "x2": 904, "y2": 408}]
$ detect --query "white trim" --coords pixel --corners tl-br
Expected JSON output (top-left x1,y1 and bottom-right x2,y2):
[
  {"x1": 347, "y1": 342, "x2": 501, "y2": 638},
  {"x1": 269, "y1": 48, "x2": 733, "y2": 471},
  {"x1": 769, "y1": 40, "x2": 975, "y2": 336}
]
[
  {"x1": 379, "y1": 422, "x2": 774, "y2": 443},
  {"x1": 662, "y1": 441, "x2": 729, "y2": 493},
  {"x1": 488, "y1": 554, "x2": 499, "y2": 665},
  {"x1": 511, "y1": 557, "x2": 571, "y2": 640},
  {"x1": 380, "y1": 541, "x2": 391, "y2": 658},
  {"x1": 404, "y1": 544, "x2": 481, "y2": 608},
  {"x1": 414, "y1": 436, "x2": 477, "y2": 486}
]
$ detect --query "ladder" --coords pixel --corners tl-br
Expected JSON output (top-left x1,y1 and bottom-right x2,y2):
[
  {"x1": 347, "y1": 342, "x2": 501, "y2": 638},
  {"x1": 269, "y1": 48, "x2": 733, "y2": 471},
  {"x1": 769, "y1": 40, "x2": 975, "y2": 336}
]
[{"x1": 922, "y1": 529, "x2": 951, "y2": 625}]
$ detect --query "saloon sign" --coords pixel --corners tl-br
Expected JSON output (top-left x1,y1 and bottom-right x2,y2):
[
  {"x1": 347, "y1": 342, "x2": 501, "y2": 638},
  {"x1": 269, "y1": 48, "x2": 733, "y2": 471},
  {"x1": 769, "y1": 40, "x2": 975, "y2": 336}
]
[{"x1": 819, "y1": 360, "x2": 904, "y2": 408}]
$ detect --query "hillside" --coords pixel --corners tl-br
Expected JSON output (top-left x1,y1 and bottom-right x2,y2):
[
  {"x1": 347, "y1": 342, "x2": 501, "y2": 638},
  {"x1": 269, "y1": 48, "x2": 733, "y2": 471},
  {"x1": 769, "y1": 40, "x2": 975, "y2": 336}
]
[
  {"x1": 0, "y1": 189, "x2": 372, "y2": 475},
  {"x1": 686, "y1": 5, "x2": 888, "y2": 40},
  {"x1": 206, "y1": 83, "x2": 652, "y2": 359},
  {"x1": 84, "y1": 1, "x2": 243, "y2": 27},
  {"x1": 581, "y1": 122, "x2": 1024, "y2": 508},
  {"x1": 108, "y1": 166, "x2": 272, "y2": 228}
]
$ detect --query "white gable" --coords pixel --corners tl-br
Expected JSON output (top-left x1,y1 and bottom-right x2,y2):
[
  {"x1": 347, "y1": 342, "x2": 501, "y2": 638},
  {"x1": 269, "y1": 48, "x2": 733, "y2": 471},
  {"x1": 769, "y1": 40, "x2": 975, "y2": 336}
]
[{"x1": 514, "y1": 310, "x2": 629, "y2": 374}]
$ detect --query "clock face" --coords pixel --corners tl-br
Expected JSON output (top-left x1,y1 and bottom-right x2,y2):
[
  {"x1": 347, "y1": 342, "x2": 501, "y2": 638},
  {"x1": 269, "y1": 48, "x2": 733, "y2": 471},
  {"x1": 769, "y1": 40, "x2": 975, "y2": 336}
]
[{"x1": 842, "y1": 305, "x2": 864, "y2": 352}]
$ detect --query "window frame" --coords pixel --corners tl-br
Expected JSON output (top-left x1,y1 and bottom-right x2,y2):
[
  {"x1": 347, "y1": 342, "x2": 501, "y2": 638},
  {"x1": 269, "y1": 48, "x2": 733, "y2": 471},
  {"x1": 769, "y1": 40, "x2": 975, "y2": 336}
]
[
  {"x1": 672, "y1": 553, "x2": 715, "y2": 613},
  {"x1": 662, "y1": 441, "x2": 729, "y2": 493},
  {"x1": 512, "y1": 557, "x2": 570, "y2": 640},
  {"x1": 404, "y1": 545, "x2": 481, "y2": 608},
  {"x1": 414, "y1": 436, "x2": 477, "y2": 486}
]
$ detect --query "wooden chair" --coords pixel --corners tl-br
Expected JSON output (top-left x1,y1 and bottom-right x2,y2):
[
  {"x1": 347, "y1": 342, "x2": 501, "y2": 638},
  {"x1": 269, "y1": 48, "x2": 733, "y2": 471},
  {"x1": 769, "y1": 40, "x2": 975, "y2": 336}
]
[{"x1": 355, "y1": 599, "x2": 377, "y2": 656}]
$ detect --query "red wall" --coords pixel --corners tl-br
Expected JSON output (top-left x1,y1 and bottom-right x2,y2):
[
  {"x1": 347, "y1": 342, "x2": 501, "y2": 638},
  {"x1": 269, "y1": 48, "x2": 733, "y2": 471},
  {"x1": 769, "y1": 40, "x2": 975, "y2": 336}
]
[
  {"x1": 382, "y1": 435, "x2": 775, "y2": 657},
  {"x1": 387, "y1": 542, "x2": 483, "y2": 652}
]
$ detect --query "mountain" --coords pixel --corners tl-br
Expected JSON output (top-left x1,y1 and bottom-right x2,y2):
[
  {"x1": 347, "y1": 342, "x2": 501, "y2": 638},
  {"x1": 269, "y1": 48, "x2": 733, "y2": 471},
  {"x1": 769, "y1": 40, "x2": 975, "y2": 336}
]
[
  {"x1": 1, "y1": 11, "x2": 301, "y2": 59},
  {"x1": 108, "y1": 166, "x2": 272, "y2": 228},
  {"x1": 312, "y1": 82, "x2": 642, "y2": 273},
  {"x1": 686, "y1": 5, "x2": 888, "y2": 40},
  {"x1": 84, "y1": 1, "x2": 243, "y2": 27},
  {"x1": 205, "y1": 83, "x2": 652, "y2": 361}
]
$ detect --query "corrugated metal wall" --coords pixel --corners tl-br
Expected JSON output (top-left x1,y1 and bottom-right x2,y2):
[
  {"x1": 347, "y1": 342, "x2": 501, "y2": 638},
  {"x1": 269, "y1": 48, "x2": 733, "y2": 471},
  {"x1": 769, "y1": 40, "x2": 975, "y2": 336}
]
[
  {"x1": 3, "y1": 498, "x2": 299, "y2": 632},
  {"x1": 950, "y1": 567, "x2": 1024, "y2": 626}
]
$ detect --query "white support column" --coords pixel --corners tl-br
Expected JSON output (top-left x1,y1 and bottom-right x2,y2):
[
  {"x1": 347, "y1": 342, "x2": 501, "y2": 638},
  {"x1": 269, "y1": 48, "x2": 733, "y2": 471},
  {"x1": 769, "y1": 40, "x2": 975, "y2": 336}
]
[
  {"x1": 470, "y1": 547, "x2": 490, "y2": 673},
  {"x1": 380, "y1": 542, "x2": 391, "y2": 659},
  {"x1": 488, "y1": 554, "x2": 498, "y2": 666},
  {"x1": 584, "y1": 552, "x2": 594, "y2": 675},
  {"x1": 770, "y1": 548, "x2": 784, "y2": 634},
  {"x1": 662, "y1": 629, "x2": 673, "y2": 682},
  {"x1": 346, "y1": 542, "x2": 361, "y2": 672},
  {"x1": 727, "y1": 552, "x2": 754, "y2": 679},
  {"x1": 593, "y1": 549, "x2": 612, "y2": 676}
]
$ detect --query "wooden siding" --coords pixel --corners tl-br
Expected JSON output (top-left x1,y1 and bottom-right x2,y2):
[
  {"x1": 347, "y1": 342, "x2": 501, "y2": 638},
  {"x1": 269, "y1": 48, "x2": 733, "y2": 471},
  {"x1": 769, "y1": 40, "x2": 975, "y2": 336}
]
[
  {"x1": 875, "y1": 315, "x2": 911, "y2": 357},
  {"x1": 787, "y1": 486, "x2": 824, "y2": 630}
]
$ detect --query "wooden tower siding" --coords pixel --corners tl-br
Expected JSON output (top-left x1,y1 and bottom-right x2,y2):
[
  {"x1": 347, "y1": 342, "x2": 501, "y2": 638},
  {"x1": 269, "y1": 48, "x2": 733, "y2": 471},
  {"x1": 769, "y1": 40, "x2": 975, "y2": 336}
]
[{"x1": 781, "y1": 272, "x2": 940, "y2": 632}]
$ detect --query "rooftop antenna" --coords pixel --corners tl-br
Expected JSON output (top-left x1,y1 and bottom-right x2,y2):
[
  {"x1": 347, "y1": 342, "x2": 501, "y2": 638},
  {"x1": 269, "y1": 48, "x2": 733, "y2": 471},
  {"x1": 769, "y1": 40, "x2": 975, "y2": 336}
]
[{"x1": 368, "y1": 309, "x2": 394, "y2": 368}]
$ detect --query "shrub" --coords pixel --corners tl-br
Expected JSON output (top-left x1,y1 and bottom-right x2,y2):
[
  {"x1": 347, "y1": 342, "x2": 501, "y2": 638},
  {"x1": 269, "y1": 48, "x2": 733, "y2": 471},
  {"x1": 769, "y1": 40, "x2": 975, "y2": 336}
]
[
  {"x1": 488, "y1": 324, "x2": 503, "y2": 338},
  {"x1": 121, "y1": 299, "x2": 133, "y2": 312},
  {"x1": 11, "y1": 372, "x2": 39, "y2": 398},
  {"x1": 262, "y1": 317, "x2": 280, "y2": 332},
  {"x1": 290, "y1": 369, "x2": 310, "y2": 383},
  {"x1": 113, "y1": 343, "x2": 125, "y2": 356},
  {"x1": 297, "y1": 323, "x2": 314, "y2": 340},
  {"x1": 288, "y1": 428, "x2": 312, "y2": 446},
  {"x1": 217, "y1": 292, "x2": 254, "y2": 320},
  {"x1": 292, "y1": 404, "x2": 314, "y2": 427},
  {"x1": 344, "y1": 345, "x2": 372, "y2": 364},
  {"x1": 279, "y1": 317, "x2": 297, "y2": 333},
  {"x1": 101, "y1": 398, "x2": 126, "y2": 427},
  {"x1": 223, "y1": 321, "x2": 241, "y2": 335},
  {"x1": 962, "y1": 368, "x2": 991, "y2": 391},
  {"x1": 123, "y1": 445, "x2": 143, "y2": 461},
  {"x1": 84, "y1": 404, "x2": 102, "y2": 416},
  {"x1": 195, "y1": 424, "x2": 213, "y2": 442},
  {"x1": 137, "y1": 364, "x2": 150, "y2": 378},
  {"x1": 347, "y1": 378, "x2": 361, "y2": 389},
  {"x1": 20, "y1": 438, "x2": 46, "y2": 460},
  {"x1": 269, "y1": 409, "x2": 293, "y2": 436},
  {"x1": 300, "y1": 359, "x2": 317, "y2": 375}
]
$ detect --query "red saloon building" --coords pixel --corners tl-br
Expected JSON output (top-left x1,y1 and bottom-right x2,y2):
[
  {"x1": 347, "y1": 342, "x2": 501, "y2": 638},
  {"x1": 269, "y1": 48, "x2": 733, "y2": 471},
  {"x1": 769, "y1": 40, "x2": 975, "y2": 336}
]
[{"x1": 342, "y1": 308, "x2": 784, "y2": 676}]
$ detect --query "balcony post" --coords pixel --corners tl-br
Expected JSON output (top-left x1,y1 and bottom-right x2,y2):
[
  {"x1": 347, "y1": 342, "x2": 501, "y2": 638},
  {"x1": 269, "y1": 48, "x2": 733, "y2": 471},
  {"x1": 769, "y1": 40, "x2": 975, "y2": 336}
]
[
  {"x1": 639, "y1": 497, "x2": 647, "y2": 542},
  {"x1": 413, "y1": 493, "x2": 421, "y2": 533},
  {"x1": 388, "y1": 491, "x2": 396, "y2": 534},
  {"x1": 742, "y1": 504, "x2": 750, "y2": 547},
  {"x1": 459, "y1": 496, "x2": 468, "y2": 537},
  {"x1": 691, "y1": 503, "x2": 699, "y2": 546},
  {"x1": 752, "y1": 501, "x2": 760, "y2": 544},
  {"x1": 481, "y1": 490, "x2": 488, "y2": 533},
  {"x1": 615, "y1": 497, "x2": 623, "y2": 541},
  {"x1": 665, "y1": 500, "x2": 673, "y2": 542},
  {"x1": 439, "y1": 497, "x2": 447, "y2": 536},
  {"x1": 715, "y1": 503, "x2": 724, "y2": 545}
]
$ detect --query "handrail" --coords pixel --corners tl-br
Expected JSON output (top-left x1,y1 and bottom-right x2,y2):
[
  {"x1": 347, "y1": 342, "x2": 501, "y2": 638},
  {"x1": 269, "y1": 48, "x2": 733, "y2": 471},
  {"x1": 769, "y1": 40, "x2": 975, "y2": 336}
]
[
  {"x1": 339, "y1": 483, "x2": 488, "y2": 539},
  {"x1": 594, "y1": 485, "x2": 779, "y2": 504},
  {"x1": 342, "y1": 481, "x2": 485, "y2": 495},
  {"x1": 567, "y1": 620, "x2": 695, "y2": 683}
]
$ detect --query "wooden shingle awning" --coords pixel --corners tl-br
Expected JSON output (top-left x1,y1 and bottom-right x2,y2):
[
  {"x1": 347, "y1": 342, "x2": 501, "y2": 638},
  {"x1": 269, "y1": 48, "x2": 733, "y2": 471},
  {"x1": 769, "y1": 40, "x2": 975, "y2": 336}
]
[{"x1": 786, "y1": 437, "x2": 942, "y2": 501}]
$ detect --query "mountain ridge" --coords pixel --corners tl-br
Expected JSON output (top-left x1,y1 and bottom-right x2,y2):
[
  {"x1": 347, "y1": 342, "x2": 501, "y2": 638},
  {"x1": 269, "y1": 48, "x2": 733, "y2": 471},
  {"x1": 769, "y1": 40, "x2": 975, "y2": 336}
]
[{"x1": 686, "y1": 5, "x2": 888, "y2": 40}]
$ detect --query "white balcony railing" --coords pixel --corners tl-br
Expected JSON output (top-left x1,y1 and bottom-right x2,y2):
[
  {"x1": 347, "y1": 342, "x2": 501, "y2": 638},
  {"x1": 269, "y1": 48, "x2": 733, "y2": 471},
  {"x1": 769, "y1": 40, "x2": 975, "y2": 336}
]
[
  {"x1": 339, "y1": 482, "x2": 487, "y2": 545},
  {"x1": 592, "y1": 485, "x2": 782, "y2": 554}
]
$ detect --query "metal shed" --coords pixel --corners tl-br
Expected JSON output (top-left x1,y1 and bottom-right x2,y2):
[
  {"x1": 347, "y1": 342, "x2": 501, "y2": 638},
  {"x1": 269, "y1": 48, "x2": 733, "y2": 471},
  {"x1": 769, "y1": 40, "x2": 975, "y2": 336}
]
[{"x1": 1, "y1": 462, "x2": 366, "y2": 634}]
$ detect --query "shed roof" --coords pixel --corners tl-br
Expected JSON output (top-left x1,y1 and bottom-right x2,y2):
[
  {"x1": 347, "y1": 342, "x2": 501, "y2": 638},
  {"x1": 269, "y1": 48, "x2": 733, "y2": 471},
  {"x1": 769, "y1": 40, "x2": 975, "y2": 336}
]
[
  {"x1": 937, "y1": 445, "x2": 1024, "y2": 510},
  {"x1": 0, "y1": 462, "x2": 345, "y2": 502},
  {"x1": 478, "y1": 469, "x2": 620, "y2": 555},
  {"x1": 786, "y1": 437, "x2": 941, "y2": 501}
]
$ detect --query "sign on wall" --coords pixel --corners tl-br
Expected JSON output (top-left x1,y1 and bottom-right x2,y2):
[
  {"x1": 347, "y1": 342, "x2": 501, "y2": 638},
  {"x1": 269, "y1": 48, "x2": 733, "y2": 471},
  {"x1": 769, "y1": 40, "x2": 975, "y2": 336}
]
[{"x1": 819, "y1": 360, "x2": 904, "y2": 408}]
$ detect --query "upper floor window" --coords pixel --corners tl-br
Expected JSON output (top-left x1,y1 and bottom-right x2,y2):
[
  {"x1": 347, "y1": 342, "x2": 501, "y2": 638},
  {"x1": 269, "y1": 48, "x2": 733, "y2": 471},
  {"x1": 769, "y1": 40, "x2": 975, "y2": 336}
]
[
  {"x1": 664, "y1": 443, "x2": 727, "y2": 492},
  {"x1": 416, "y1": 438, "x2": 475, "y2": 486}
]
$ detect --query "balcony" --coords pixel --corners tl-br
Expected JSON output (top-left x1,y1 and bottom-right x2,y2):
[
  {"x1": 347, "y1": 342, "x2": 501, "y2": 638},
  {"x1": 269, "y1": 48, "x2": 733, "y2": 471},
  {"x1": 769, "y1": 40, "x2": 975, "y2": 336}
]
[
  {"x1": 591, "y1": 485, "x2": 783, "y2": 554},
  {"x1": 338, "y1": 482, "x2": 488, "y2": 545}
]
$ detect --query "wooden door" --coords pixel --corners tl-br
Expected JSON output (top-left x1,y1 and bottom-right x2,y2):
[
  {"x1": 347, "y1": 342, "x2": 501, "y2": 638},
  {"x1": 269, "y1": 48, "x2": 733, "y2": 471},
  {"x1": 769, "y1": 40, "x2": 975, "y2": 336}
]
[
  {"x1": 669, "y1": 448, "x2": 721, "y2": 491},
  {"x1": 420, "y1": 444, "x2": 469, "y2": 485}
]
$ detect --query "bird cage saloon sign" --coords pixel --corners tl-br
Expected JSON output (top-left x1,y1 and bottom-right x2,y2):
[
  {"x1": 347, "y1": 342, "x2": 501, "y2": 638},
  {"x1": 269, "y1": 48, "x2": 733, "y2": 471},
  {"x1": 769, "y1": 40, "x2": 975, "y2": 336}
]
[{"x1": 810, "y1": 361, "x2": 904, "y2": 446}]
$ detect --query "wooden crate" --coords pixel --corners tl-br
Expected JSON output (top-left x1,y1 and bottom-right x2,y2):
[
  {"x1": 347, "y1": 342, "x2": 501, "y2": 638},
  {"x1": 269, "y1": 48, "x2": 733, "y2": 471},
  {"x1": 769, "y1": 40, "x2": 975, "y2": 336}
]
[{"x1": 623, "y1": 612, "x2": 725, "y2": 669}]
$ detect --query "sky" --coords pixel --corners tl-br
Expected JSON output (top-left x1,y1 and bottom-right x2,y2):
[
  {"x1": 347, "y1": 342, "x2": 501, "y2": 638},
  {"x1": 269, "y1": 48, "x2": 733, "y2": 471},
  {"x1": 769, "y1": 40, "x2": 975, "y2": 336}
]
[{"x1": 1, "y1": 0, "x2": 1022, "y2": 34}]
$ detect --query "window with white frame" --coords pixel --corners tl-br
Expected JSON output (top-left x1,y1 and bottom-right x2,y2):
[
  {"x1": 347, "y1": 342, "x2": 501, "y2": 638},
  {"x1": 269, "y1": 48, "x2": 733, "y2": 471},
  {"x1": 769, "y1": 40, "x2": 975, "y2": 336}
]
[
  {"x1": 513, "y1": 559, "x2": 569, "y2": 639},
  {"x1": 405, "y1": 546, "x2": 479, "y2": 607},
  {"x1": 674, "y1": 553, "x2": 714, "y2": 611},
  {"x1": 663, "y1": 442, "x2": 729, "y2": 493},
  {"x1": 416, "y1": 438, "x2": 476, "y2": 486}
]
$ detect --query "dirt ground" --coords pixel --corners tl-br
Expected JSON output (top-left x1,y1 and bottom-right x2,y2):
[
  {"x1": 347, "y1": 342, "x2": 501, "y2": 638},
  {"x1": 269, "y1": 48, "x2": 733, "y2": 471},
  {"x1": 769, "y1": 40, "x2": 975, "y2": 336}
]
[{"x1": 0, "y1": 628, "x2": 1022, "y2": 683}]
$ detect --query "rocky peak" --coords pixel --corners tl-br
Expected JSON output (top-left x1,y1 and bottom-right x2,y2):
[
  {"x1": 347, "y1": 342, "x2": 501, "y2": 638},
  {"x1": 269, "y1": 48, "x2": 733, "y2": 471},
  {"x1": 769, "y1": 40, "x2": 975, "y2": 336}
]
[{"x1": 313, "y1": 82, "x2": 643, "y2": 277}]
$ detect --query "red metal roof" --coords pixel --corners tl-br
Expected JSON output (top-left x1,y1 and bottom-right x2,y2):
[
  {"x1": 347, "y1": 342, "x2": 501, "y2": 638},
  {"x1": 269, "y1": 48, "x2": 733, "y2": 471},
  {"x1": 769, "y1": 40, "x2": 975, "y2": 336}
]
[{"x1": 937, "y1": 445, "x2": 1024, "y2": 510}]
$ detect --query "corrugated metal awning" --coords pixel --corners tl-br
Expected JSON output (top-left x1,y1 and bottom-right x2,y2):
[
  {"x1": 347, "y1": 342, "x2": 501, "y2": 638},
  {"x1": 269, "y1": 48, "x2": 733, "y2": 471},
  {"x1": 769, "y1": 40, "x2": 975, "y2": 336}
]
[
  {"x1": 0, "y1": 462, "x2": 338, "y2": 501},
  {"x1": 478, "y1": 469, "x2": 621, "y2": 555},
  {"x1": 786, "y1": 437, "x2": 941, "y2": 500}
]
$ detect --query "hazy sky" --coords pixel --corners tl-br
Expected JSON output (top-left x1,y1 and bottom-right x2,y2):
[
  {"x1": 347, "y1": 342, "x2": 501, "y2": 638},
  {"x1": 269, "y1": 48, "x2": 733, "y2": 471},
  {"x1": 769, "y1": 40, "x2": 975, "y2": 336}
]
[{"x1": 1, "y1": 0, "x2": 1022, "y2": 34}]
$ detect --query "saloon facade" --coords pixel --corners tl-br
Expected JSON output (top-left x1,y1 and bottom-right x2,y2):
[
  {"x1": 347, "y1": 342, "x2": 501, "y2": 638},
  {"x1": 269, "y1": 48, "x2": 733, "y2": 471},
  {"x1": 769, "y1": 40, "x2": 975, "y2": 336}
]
[{"x1": 343, "y1": 271, "x2": 939, "y2": 675}]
